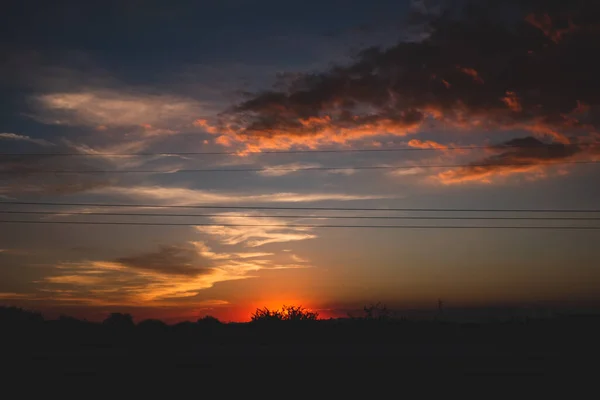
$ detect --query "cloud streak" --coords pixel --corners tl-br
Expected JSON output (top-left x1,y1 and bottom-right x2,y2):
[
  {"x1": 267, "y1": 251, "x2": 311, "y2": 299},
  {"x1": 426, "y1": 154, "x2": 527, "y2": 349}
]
[
  {"x1": 195, "y1": 213, "x2": 317, "y2": 247},
  {"x1": 0, "y1": 132, "x2": 54, "y2": 147},
  {"x1": 91, "y1": 185, "x2": 390, "y2": 205}
]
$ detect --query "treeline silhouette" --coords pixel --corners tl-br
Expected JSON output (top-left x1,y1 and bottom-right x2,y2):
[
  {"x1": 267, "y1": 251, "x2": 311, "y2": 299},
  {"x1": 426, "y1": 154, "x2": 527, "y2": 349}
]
[
  {"x1": 2, "y1": 304, "x2": 600, "y2": 347},
  {"x1": 2, "y1": 304, "x2": 600, "y2": 378}
]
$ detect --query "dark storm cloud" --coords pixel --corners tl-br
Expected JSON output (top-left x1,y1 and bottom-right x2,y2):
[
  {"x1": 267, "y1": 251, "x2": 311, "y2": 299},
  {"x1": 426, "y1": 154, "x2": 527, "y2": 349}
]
[
  {"x1": 215, "y1": 0, "x2": 600, "y2": 146},
  {"x1": 115, "y1": 246, "x2": 214, "y2": 277}
]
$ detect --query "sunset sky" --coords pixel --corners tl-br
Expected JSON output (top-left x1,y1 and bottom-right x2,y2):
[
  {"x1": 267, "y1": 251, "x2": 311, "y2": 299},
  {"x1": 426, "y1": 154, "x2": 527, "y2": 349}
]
[{"x1": 1, "y1": 0, "x2": 600, "y2": 322}]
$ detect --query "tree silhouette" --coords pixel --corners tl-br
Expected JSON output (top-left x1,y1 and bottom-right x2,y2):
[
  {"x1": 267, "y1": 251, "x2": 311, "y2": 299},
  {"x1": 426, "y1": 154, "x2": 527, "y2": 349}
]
[
  {"x1": 0, "y1": 306, "x2": 43, "y2": 325},
  {"x1": 138, "y1": 318, "x2": 167, "y2": 331},
  {"x1": 363, "y1": 302, "x2": 390, "y2": 321},
  {"x1": 348, "y1": 302, "x2": 391, "y2": 321},
  {"x1": 103, "y1": 312, "x2": 134, "y2": 328},
  {"x1": 197, "y1": 315, "x2": 221, "y2": 325}
]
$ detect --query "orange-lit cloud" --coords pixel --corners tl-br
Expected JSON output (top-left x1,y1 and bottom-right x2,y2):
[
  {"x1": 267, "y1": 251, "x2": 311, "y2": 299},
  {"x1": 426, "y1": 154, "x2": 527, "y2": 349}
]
[
  {"x1": 186, "y1": 0, "x2": 600, "y2": 185},
  {"x1": 457, "y1": 66, "x2": 484, "y2": 84},
  {"x1": 525, "y1": 13, "x2": 581, "y2": 43},
  {"x1": 502, "y1": 91, "x2": 523, "y2": 113},
  {"x1": 37, "y1": 236, "x2": 308, "y2": 307},
  {"x1": 90, "y1": 185, "x2": 390, "y2": 205},
  {"x1": 436, "y1": 137, "x2": 593, "y2": 185},
  {"x1": 408, "y1": 139, "x2": 449, "y2": 150},
  {"x1": 200, "y1": 112, "x2": 425, "y2": 152},
  {"x1": 0, "y1": 292, "x2": 33, "y2": 299}
]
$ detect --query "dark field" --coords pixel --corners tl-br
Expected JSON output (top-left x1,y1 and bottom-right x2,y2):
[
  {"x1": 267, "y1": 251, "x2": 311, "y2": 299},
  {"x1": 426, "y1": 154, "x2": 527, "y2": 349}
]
[{"x1": 2, "y1": 308, "x2": 599, "y2": 382}]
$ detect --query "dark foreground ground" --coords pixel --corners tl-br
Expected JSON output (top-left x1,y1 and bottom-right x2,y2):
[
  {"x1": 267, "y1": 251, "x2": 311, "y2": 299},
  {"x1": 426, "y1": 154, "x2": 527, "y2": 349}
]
[{"x1": 2, "y1": 312, "x2": 599, "y2": 386}]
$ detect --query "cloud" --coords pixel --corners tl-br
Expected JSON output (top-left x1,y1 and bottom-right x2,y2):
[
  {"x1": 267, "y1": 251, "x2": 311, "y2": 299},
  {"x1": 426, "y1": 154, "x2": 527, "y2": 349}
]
[
  {"x1": 256, "y1": 162, "x2": 362, "y2": 176},
  {"x1": 195, "y1": 213, "x2": 317, "y2": 247},
  {"x1": 0, "y1": 292, "x2": 31, "y2": 299},
  {"x1": 31, "y1": 89, "x2": 208, "y2": 129},
  {"x1": 388, "y1": 167, "x2": 426, "y2": 177},
  {"x1": 115, "y1": 245, "x2": 214, "y2": 277},
  {"x1": 0, "y1": 149, "x2": 118, "y2": 196},
  {"x1": 258, "y1": 162, "x2": 323, "y2": 176},
  {"x1": 191, "y1": 241, "x2": 272, "y2": 260},
  {"x1": 0, "y1": 140, "x2": 185, "y2": 197},
  {"x1": 196, "y1": 0, "x2": 600, "y2": 182},
  {"x1": 437, "y1": 136, "x2": 593, "y2": 184},
  {"x1": 45, "y1": 275, "x2": 106, "y2": 285},
  {"x1": 0, "y1": 249, "x2": 27, "y2": 256},
  {"x1": 0, "y1": 132, "x2": 54, "y2": 147},
  {"x1": 291, "y1": 254, "x2": 309, "y2": 263},
  {"x1": 37, "y1": 239, "x2": 302, "y2": 305},
  {"x1": 407, "y1": 139, "x2": 449, "y2": 150},
  {"x1": 92, "y1": 185, "x2": 390, "y2": 205},
  {"x1": 39, "y1": 257, "x2": 237, "y2": 304}
]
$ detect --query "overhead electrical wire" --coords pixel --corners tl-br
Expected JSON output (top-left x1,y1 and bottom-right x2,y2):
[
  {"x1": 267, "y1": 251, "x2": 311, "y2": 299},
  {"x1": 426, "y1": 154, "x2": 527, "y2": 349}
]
[
  {"x1": 0, "y1": 220, "x2": 599, "y2": 229},
  {"x1": 1, "y1": 201, "x2": 599, "y2": 213},
  {"x1": 0, "y1": 142, "x2": 597, "y2": 157},
  {"x1": 1, "y1": 210, "x2": 599, "y2": 221},
  {"x1": 0, "y1": 160, "x2": 599, "y2": 174}
]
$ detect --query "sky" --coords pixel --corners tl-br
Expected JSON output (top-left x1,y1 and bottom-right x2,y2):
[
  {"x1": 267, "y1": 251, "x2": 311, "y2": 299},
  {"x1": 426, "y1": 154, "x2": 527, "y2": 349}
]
[{"x1": 1, "y1": 0, "x2": 600, "y2": 322}]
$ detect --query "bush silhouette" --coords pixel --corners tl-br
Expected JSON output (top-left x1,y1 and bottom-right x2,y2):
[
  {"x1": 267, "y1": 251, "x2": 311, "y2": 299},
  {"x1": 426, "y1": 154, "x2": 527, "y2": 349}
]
[
  {"x1": 282, "y1": 305, "x2": 319, "y2": 321},
  {"x1": 251, "y1": 305, "x2": 318, "y2": 323},
  {"x1": 251, "y1": 307, "x2": 284, "y2": 322}
]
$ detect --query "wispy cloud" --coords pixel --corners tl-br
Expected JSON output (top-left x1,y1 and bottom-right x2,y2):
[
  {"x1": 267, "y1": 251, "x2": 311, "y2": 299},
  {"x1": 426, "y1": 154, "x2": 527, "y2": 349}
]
[
  {"x1": 191, "y1": 241, "x2": 273, "y2": 260},
  {"x1": 0, "y1": 249, "x2": 28, "y2": 256},
  {"x1": 436, "y1": 137, "x2": 596, "y2": 185},
  {"x1": 388, "y1": 167, "x2": 426, "y2": 177},
  {"x1": 0, "y1": 293, "x2": 31, "y2": 299},
  {"x1": 0, "y1": 132, "x2": 54, "y2": 147},
  {"x1": 45, "y1": 275, "x2": 106, "y2": 285},
  {"x1": 258, "y1": 162, "x2": 323, "y2": 177},
  {"x1": 291, "y1": 254, "x2": 309, "y2": 263},
  {"x1": 39, "y1": 258, "x2": 242, "y2": 304},
  {"x1": 37, "y1": 238, "x2": 304, "y2": 305},
  {"x1": 92, "y1": 185, "x2": 390, "y2": 205},
  {"x1": 195, "y1": 213, "x2": 317, "y2": 247},
  {"x1": 31, "y1": 89, "x2": 209, "y2": 129}
]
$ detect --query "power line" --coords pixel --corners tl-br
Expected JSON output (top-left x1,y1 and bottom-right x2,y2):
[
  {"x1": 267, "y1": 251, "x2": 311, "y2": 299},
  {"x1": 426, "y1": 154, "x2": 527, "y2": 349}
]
[
  {"x1": 2, "y1": 210, "x2": 599, "y2": 221},
  {"x1": 2, "y1": 201, "x2": 599, "y2": 213},
  {"x1": 1, "y1": 220, "x2": 599, "y2": 229},
  {"x1": 0, "y1": 143, "x2": 595, "y2": 157},
  {"x1": 1, "y1": 160, "x2": 599, "y2": 174}
]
